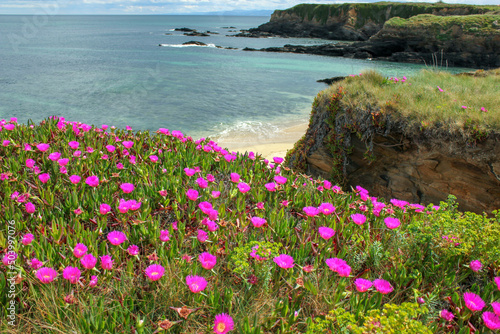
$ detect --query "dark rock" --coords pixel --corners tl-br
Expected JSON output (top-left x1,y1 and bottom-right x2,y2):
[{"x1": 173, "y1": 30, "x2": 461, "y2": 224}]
[
  {"x1": 174, "y1": 27, "x2": 196, "y2": 32},
  {"x1": 182, "y1": 41, "x2": 207, "y2": 46},
  {"x1": 317, "y1": 76, "x2": 346, "y2": 85},
  {"x1": 184, "y1": 32, "x2": 210, "y2": 37}
]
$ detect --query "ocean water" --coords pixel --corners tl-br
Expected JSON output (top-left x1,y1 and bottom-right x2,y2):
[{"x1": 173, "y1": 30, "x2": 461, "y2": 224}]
[{"x1": 0, "y1": 15, "x2": 473, "y2": 140}]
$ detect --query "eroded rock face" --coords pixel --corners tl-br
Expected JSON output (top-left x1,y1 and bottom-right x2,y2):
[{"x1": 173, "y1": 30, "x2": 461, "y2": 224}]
[{"x1": 287, "y1": 96, "x2": 500, "y2": 214}]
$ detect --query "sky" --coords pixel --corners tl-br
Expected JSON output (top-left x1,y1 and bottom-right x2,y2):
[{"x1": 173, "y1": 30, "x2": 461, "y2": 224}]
[{"x1": 0, "y1": 0, "x2": 498, "y2": 15}]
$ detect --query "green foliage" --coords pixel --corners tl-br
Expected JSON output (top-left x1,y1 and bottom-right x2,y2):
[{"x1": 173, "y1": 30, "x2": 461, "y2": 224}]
[{"x1": 307, "y1": 303, "x2": 431, "y2": 333}]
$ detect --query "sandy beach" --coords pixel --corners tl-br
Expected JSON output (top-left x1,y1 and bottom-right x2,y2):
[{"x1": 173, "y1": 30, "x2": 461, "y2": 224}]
[{"x1": 214, "y1": 121, "x2": 309, "y2": 161}]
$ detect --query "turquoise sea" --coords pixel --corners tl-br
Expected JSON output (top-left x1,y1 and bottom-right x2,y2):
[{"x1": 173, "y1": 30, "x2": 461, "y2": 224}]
[{"x1": 0, "y1": 15, "x2": 473, "y2": 140}]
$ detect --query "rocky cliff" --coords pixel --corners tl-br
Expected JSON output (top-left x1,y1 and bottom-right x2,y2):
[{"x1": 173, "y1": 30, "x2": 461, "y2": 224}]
[
  {"x1": 245, "y1": 2, "x2": 498, "y2": 41},
  {"x1": 243, "y1": 14, "x2": 500, "y2": 69},
  {"x1": 286, "y1": 71, "x2": 500, "y2": 214}
]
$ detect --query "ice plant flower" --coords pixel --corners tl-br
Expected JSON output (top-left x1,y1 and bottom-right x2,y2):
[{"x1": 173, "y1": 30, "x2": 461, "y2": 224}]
[
  {"x1": 273, "y1": 254, "x2": 294, "y2": 269},
  {"x1": 251, "y1": 217, "x2": 267, "y2": 228},
  {"x1": 303, "y1": 206, "x2": 319, "y2": 217},
  {"x1": 212, "y1": 191, "x2": 221, "y2": 198},
  {"x1": 197, "y1": 230, "x2": 208, "y2": 243},
  {"x1": 2, "y1": 252, "x2": 17, "y2": 266},
  {"x1": 199, "y1": 252, "x2": 217, "y2": 270},
  {"x1": 463, "y1": 292, "x2": 485, "y2": 312},
  {"x1": 99, "y1": 203, "x2": 111, "y2": 215},
  {"x1": 25, "y1": 202, "x2": 36, "y2": 213},
  {"x1": 36, "y1": 143, "x2": 50, "y2": 152},
  {"x1": 127, "y1": 245, "x2": 139, "y2": 256},
  {"x1": 68, "y1": 141, "x2": 79, "y2": 149},
  {"x1": 373, "y1": 279, "x2": 394, "y2": 294},
  {"x1": 440, "y1": 309, "x2": 454, "y2": 322},
  {"x1": 495, "y1": 277, "x2": 500, "y2": 291},
  {"x1": 69, "y1": 175, "x2": 81, "y2": 184},
  {"x1": 213, "y1": 313, "x2": 234, "y2": 334},
  {"x1": 492, "y1": 302, "x2": 500, "y2": 317},
  {"x1": 197, "y1": 177, "x2": 208, "y2": 188},
  {"x1": 100, "y1": 255, "x2": 114, "y2": 270},
  {"x1": 36, "y1": 267, "x2": 58, "y2": 283},
  {"x1": 186, "y1": 275, "x2": 207, "y2": 293},
  {"x1": 26, "y1": 159, "x2": 36, "y2": 168},
  {"x1": 318, "y1": 203, "x2": 335, "y2": 215},
  {"x1": 81, "y1": 254, "x2": 97, "y2": 269},
  {"x1": 186, "y1": 189, "x2": 198, "y2": 201},
  {"x1": 63, "y1": 266, "x2": 81, "y2": 284},
  {"x1": 237, "y1": 182, "x2": 251, "y2": 193},
  {"x1": 326, "y1": 258, "x2": 351, "y2": 277},
  {"x1": 145, "y1": 264, "x2": 165, "y2": 281},
  {"x1": 48, "y1": 152, "x2": 61, "y2": 161},
  {"x1": 120, "y1": 183, "x2": 135, "y2": 193},
  {"x1": 230, "y1": 173, "x2": 240, "y2": 183},
  {"x1": 159, "y1": 230, "x2": 170, "y2": 242},
  {"x1": 105, "y1": 145, "x2": 115, "y2": 152},
  {"x1": 351, "y1": 213, "x2": 366, "y2": 225},
  {"x1": 470, "y1": 260, "x2": 482, "y2": 272},
  {"x1": 483, "y1": 312, "x2": 500, "y2": 330},
  {"x1": 354, "y1": 278, "x2": 373, "y2": 292},
  {"x1": 39, "y1": 173, "x2": 50, "y2": 183},
  {"x1": 21, "y1": 233, "x2": 34, "y2": 246},
  {"x1": 184, "y1": 168, "x2": 196, "y2": 176},
  {"x1": 274, "y1": 175, "x2": 287, "y2": 184},
  {"x1": 30, "y1": 258, "x2": 43, "y2": 270},
  {"x1": 318, "y1": 227, "x2": 335, "y2": 240},
  {"x1": 73, "y1": 243, "x2": 87, "y2": 258},
  {"x1": 265, "y1": 182, "x2": 276, "y2": 192},
  {"x1": 85, "y1": 175, "x2": 99, "y2": 187},
  {"x1": 89, "y1": 275, "x2": 98, "y2": 287},
  {"x1": 384, "y1": 217, "x2": 401, "y2": 229},
  {"x1": 122, "y1": 140, "x2": 134, "y2": 148},
  {"x1": 107, "y1": 231, "x2": 127, "y2": 245}
]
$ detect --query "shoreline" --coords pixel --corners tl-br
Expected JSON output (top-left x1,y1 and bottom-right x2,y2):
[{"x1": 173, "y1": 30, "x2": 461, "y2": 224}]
[{"x1": 213, "y1": 120, "x2": 308, "y2": 161}]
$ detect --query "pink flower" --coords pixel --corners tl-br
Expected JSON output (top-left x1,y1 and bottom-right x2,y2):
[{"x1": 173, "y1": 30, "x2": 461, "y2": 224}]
[
  {"x1": 159, "y1": 190, "x2": 167, "y2": 197},
  {"x1": 384, "y1": 217, "x2": 401, "y2": 229},
  {"x1": 354, "y1": 278, "x2": 372, "y2": 292},
  {"x1": 461, "y1": 105, "x2": 468, "y2": 109},
  {"x1": 36, "y1": 267, "x2": 58, "y2": 283},
  {"x1": 199, "y1": 201, "x2": 213, "y2": 214},
  {"x1": 495, "y1": 277, "x2": 500, "y2": 291},
  {"x1": 30, "y1": 258, "x2": 43, "y2": 270},
  {"x1": 120, "y1": 183, "x2": 135, "y2": 193},
  {"x1": 318, "y1": 203, "x2": 335, "y2": 215},
  {"x1": 25, "y1": 202, "x2": 36, "y2": 213},
  {"x1": 39, "y1": 173, "x2": 50, "y2": 184},
  {"x1": 73, "y1": 243, "x2": 88, "y2": 258},
  {"x1": 99, "y1": 203, "x2": 111, "y2": 215},
  {"x1": 303, "y1": 206, "x2": 319, "y2": 217},
  {"x1": 437, "y1": 86, "x2": 444, "y2": 92},
  {"x1": 464, "y1": 292, "x2": 485, "y2": 312},
  {"x1": 213, "y1": 313, "x2": 234, "y2": 334},
  {"x1": 73, "y1": 150, "x2": 82, "y2": 157},
  {"x1": 492, "y1": 302, "x2": 500, "y2": 317},
  {"x1": 2, "y1": 252, "x2": 17, "y2": 266},
  {"x1": 57, "y1": 158, "x2": 69, "y2": 167},
  {"x1": 207, "y1": 174, "x2": 215, "y2": 182},
  {"x1": 122, "y1": 141, "x2": 134, "y2": 148},
  {"x1": 212, "y1": 191, "x2": 221, "y2": 198},
  {"x1": 481, "y1": 107, "x2": 488, "y2": 112},
  {"x1": 186, "y1": 275, "x2": 207, "y2": 293},
  {"x1": 351, "y1": 213, "x2": 366, "y2": 225},
  {"x1": 4, "y1": 123, "x2": 15, "y2": 131},
  {"x1": 36, "y1": 143, "x2": 50, "y2": 152},
  {"x1": 21, "y1": 233, "x2": 34, "y2": 246},
  {"x1": 199, "y1": 252, "x2": 217, "y2": 270},
  {"x1": 85, "y1": 175, "x2": 99, "y2": 187},
  {"x1": 265, "y1": 182, "x2": 276, "y2": 192},
  {"x1": 127, "y1": 245, "x2": 139, "y2": 256},
  {"x1": 48, "y1": 152, "x2": 61, "y2": 161},
  {"x1": 26, "y1": 159, "x2": 36, "y2": 168},
  {"x1": 116, "y1": 162, "x2": 124, "y2": 169},
  {"x1": 149, "y1": 155, "x2": 159, "y2": 163},
  {"x1": 197, "y1": 229, "x2": 208, "y2": 243},
  {"x1": 206, "y1": 220, "x2": 219, "y2": 232},
  {"x1": 470, "y1": 260, "x2": 482, "y2": 272},
  {"x1": 318, "y1": 227, "x2": 335, "y2": 240},
  {"x1": 237, "y1": 182, "x2": 250, "y2": 193},
  {"x1": 81, "y1": 254, "x2": 97, "y2": 269},
  {"x1": 483, "y1": 312, "x2": 500, "y2": 330},
  {"x1": 145, "y1": 264, "x2": 165, "y2": 281},
  {"x1": 273, "y1": 254, "x2": 294, "y2": 269},
  {"x1": 197, "y1": 177, "x2": 208, "y2": 188},
  {"x1": 63, "y1": 266, "x2": 81, "y2": 284},
  {"x1": 105, "y1": 145, "x2": 116, "y2": 153},
  {"x1": 274, "y1": 175, "x2": 287, "y2": 184},
  {"x1": 107, "y1": 231, "x2": 127, "y2": 245},
  {"x1": 159, "y1": 230, "x2": 170, "y2": 242},
  {"x1": 251, "y1": 217, "x2": 267, "y2": 228},
  {"x1": 325, "y1": 258, "x2": 351, "y2": 277},
  {"x1": 89, "y1": 275, "x2": 98, "y2": 287},
  {"x1": 373, "y1": 279, "x2": 394, "y2": 294},
  {"x1": 68, "y1": 141, "x2": 79, "y2": 149},
  {"x1": 440, "y1": 309, "x2": 454, "y2": 322},
  {"x1": 68, "y1": 175, "x2": 80, "y2": 184},
  {"x1": 186, "y1": 189, "x2": 199, "y2": 201},
  {"x1": 100, "y1": 255, "x2": 114, "y2": 270},
  {"x1": 390, "y1": 199, "x2": 408, "y2": 209},
  {"x1": 184, "y1": 168, "x2": 196, "y2": 176},
  {"x1": 2, "y1": 140, "x2": 10, "y2": 147},
  {"x1": 256, "y1": 202, "x2": 264, "y2": 209}
]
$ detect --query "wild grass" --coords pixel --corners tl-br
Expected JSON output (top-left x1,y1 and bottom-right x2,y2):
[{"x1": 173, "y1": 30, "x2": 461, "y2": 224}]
[
  {"x1": 325, "y1": 69, "x2": 500, "y2": 134},
  {"x1": 0, "y1": 117, "x2": 499, "y2": 333}
]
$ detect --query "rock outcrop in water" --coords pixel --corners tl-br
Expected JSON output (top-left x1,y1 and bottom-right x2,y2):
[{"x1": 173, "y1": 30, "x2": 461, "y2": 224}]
[
  {"x1": 243, "y1": 14, "x2": 500, "y2": 69},
  {"x1": 286, "y1": 72, "x2": 500, "y2": 214},
  {"x1": 237, "y1": 2, "x2": 498, "y2": 41}
]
